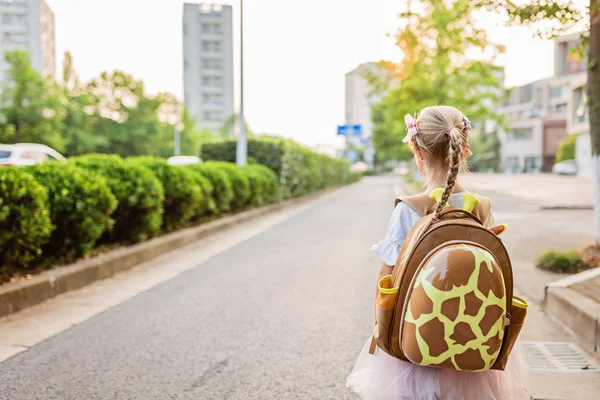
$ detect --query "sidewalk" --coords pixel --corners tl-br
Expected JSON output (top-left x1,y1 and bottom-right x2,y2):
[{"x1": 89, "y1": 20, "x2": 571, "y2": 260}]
[
  {"x1": 395, "y1": 174, "x2": 600, "y2": 400},
  {"x1": 460, "y1": 173, "x2": 594, "y2": 210}
]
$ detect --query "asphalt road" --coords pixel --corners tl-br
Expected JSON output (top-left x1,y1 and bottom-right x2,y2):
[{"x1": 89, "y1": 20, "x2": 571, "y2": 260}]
[{"x1": 0, "y1": 176, "x2": 398, "y2": 400}]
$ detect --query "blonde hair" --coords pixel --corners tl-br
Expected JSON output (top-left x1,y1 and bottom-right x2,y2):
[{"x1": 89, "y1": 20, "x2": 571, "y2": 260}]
[{"x1": 411, "y1": 105, "x2": 470, "y2": 216}]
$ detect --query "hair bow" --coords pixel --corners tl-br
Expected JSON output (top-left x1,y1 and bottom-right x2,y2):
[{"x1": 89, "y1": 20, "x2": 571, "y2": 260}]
[
  {"x1": 463, "y1": 116, "x2": 472, "y2": 131},
  {"x1": 403, "y1": 114, "x2": 418, "y2": 143}
]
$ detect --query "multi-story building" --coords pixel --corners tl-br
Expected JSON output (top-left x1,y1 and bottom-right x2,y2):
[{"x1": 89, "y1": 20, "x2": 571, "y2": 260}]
[
  {"x1": 497, "y1": 34, "x2": 586, "y2": 173},
  {"x1": 558, "y1": 32, "x2": 593, "y2": 178},
  {"x1": 0, "y1": 0, "x2": 55, "y2": 85},
  {"x1": 344, "y1": 62, "x2": 386, "y2": 167},
  {"x1": 183, "y1": 3, "x2": 234, "y2": 133}
]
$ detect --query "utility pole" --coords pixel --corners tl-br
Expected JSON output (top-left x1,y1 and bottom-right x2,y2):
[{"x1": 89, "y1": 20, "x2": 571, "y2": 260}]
[{"x1": 236, "y1": 0, "x2": 247, "y2": 166}]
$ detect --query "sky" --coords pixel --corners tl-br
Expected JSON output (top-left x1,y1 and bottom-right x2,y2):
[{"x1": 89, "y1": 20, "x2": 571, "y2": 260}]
[{"x1": 46, "y1": 0, "x2": 588, "y2": 148}]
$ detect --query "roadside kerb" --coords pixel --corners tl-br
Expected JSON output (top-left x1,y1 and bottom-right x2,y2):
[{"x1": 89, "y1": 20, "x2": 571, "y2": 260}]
[
  {"x1": 0, "y1": 185, "x2": 347, "y2": 318},
  {"x1": 545, "y1": 268, "x2": 600, "y2": 354}
]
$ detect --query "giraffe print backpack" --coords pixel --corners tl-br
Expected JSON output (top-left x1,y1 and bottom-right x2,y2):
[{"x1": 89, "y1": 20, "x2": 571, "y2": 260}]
[{"x1": 370, "y1": 191, "x2": 528, "y2": 372}]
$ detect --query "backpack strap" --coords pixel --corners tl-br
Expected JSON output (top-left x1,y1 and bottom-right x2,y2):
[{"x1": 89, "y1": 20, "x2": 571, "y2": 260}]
[
  {"x1": 394, "y1": 194, "x2": 436, "y2": 217},
  {"x1": 395, "y1": 193, "x2": 493, "y2": 224},
  {"x1": 473, "y1": 195, "x2": 492, "y2": 226}
]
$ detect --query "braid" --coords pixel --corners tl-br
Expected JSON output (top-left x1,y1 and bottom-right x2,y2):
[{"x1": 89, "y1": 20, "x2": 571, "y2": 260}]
[{"x1": 434, "y1": 129, "x2": 461, "y2": 217}]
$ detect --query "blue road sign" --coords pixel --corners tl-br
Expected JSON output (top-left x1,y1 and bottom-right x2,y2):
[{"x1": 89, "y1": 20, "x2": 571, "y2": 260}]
[{"x1": 337, "y1": 124, "x2": 363, "y2": 137}]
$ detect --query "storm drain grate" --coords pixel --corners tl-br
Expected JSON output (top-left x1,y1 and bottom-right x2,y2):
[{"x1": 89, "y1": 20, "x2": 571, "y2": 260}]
[{"x1": 523, "y1": 341, "x2": 600, "y2": 372}]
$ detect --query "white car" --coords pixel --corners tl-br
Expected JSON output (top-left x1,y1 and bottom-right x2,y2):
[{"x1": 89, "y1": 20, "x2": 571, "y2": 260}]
[
  {"x1": 167, "y1": 156, "x2": 202, "y2": 166},
  {"x1": 552, "y1": 160, "x2": 577, "y2": 175},
  {"x1": 0, "y1": 143, "x2": 66, "y2": 167}
]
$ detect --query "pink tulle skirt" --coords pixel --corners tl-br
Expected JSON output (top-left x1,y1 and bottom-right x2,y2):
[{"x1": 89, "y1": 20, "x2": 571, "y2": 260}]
[{"x1": 347, "y1": 337, "x2": 530, "y2": 400}]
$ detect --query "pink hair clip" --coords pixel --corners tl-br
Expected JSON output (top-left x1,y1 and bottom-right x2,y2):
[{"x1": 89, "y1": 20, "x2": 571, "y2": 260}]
[
  {"x1": 463, "y1": 116, "x2": 472, "y2": 131},
  {"x1": 403, "y1": 114, "x2": 418, "y2": 143}
]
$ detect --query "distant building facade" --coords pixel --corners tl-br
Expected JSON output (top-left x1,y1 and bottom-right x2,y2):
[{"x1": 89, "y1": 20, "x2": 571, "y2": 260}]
[
  {"x1": 497, "y1": 33, "x2": 586, "y2": 173},
  {"x1": 183, "y1": 3, "x2": 234, "y2": 133},
  {"x1": 344, "y1": 62, "x2": 386, "y2": 167},
  {"x1": 0, "y1": 0, "x2": 56, "y2": 85}
]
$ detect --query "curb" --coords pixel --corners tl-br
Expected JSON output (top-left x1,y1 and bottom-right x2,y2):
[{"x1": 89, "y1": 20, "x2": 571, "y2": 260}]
[
  {"x1": 540, "y1": 205, "x2": 594, "y2": 210},
  {"x1": 544, "y1": 268, "x2": 600, "y2": 354},
  {"x1": 0, "y1": 186, "x2": 345, "y2": 319}
]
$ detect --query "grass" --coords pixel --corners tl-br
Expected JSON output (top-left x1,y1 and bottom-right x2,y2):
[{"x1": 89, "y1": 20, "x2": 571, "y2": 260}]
[{"x1": 537, "y1": 250, "x2": 589, "y2": 274}]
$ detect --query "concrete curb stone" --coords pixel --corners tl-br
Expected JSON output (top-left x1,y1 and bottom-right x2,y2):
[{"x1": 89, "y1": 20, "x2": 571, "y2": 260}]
[
  {"x1": 0, "y1": 186, "x2": 344, "y2": 319},
  {"x1": 544, "y1": 268, "x2": 600, "y2": 355}
]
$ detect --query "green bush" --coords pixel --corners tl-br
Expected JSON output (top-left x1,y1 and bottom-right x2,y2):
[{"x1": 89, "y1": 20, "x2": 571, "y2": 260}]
[
  {"x1": 188, "y1": 163, "x2": 234, "y2": 213},
  {"x1": 25, "y1": 163, "x2": 117, "y2": 260},
  {"x1": 203, "y1": 161, "x2": 251, "y2": 209},
  {"x1": 202, "y1": 138, "x2": 352, "y2": 199},
  {"x1": 129, "y1": 157, "x2": 203, "y2": 231},
  {"x1": 182, "y1": 167, "x2": 216, "y2": 217},
  {"x1": 556, "y1": 134, "x2": 576, "y2": 163},
  {"x1": 243, "y1": 164, "x2": 280, "y2": 206},
  {"x1": 537, "y1": 250, "x2": 587, "y2": 274},
  {"x1": 201, "y1": 137, "x2": 284, "y2": 175},
  {"x1": 0, "y1": 168, "x2": 53, "y2": 269},
  {"x1": 71, "y1": 154, "x2": 165, "y2": 243}
]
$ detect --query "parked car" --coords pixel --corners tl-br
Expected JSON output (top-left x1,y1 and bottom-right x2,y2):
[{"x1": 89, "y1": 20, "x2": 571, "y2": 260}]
[
  {"x1": 351, "y1": 161, "x2": 369, "y2": 172},
  {"x1": 0, "y1": 143, "x2": 66, "y2": 167},
  {"x1": 167, "y1": 156, "x2": 202, "y2": 166},
  {"x1": 552, "y1": 159, "x2": 577, "y2": 175}
]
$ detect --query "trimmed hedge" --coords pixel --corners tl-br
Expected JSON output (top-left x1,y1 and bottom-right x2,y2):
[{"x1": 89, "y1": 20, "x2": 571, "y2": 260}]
[
  {"x1": 1, "y1": 138, "x2": 358, "y2": 277},
  {"x1": 0, "y1": 167, "x2": 53, "y2": 268},
  {"x1": 129, "y1": 157, "x2": 203, "y2": 231},
  {"x1": 188, "y1": 163, "x2": 234, "y2": 213},
  {"x1": 203, "y1": 161, "x2": 251, "y2": 209},
  {"x1": 244, "y1": 164, "x2": 280, "y2": 206},
  {"x1": 25, "y1": 163, "x2": 117, "y2": 260},
  {"x1": 71, "y1": 154, "x2": 165, "y2": 243},
  {"x1": 201, "y1": 138, "x2": 353, "y2": 198}
]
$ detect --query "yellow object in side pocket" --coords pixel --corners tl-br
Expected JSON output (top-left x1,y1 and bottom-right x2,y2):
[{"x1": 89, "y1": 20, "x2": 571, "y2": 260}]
[{"x1": 377, "y1": 275, "x2": 399, "y2": 310}]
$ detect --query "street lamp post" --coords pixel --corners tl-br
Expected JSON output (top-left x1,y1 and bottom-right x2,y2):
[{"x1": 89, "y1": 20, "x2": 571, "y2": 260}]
[{"x1": 236, "y1": 0, "x2": 247, "y2": 166}]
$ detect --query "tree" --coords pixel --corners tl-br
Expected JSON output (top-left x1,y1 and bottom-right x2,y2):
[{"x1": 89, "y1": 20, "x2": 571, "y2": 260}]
[
  {"x1": 59, "y1": 52, "x2": 105, "y2": 156},
  {"x1": 85, "y1": 71, "x2": 171, "y2": 157},
  {"x1": 371, "y1": 0, "x2": 504, "y2": 164},
  {"x1": 0, "y1": 50, "x2": 64, "y2": 149},
  {"x1": 219, "y1": 113, "x2": 253, "y2": 138}
]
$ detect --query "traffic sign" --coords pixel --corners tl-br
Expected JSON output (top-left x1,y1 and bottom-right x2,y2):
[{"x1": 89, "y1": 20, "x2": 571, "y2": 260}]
[{"x1": 337, "y1": 124, "x2": 362, "y2": 137}]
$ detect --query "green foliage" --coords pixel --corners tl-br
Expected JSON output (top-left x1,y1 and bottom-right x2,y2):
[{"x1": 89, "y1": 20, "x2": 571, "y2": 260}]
[
  {"x1": 556, "y1": 134, "x2": 577, "y2": 163},
  {"x1": 370, "y1": 0, "x2": 504, "y2": 163},
  {"x1": 469, "y1": 132, "x2": 501, "y2": 172},
  {"x1": 0, "y1": 168, "x2": 53, "y2": 268},
  {"x1": 0, "y1": 50, "x2": 64, "y2": 151},
  {"x1": 191, "y1": 172, "x2": 217, "y2": 217},
  {"x1": 243, "y1": 165, "x2": 280, "y2": 206},
  {"x1": 189, "y1": 164, "x2": 234, "y2": 213},
  {"x1": 201, "y1": 137, "x2": 285, "y2": 174},
  {"x1": 24, "y1": 163, "x2": 117, "y2": 260},
  {"x1": 202, "y1": 137, "x2": 351, "y2": 199},
  {"x1": 71, "y1": 154, "x2": 165, "y2": 243},
  {"x1": 537, "y1": 250, "x2": 588, "y2": 274},
  {"x1": 204, "y1": 161, "x2": 251, "y2": 209},
  {"x1": 128, "y1": 157, "x2": 203, "y2": 231}
]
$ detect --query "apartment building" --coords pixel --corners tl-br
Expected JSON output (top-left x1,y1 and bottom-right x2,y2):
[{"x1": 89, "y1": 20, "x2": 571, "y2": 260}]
[{"x1": 183, "y1": 3, "x2": 234, "y2": 133}]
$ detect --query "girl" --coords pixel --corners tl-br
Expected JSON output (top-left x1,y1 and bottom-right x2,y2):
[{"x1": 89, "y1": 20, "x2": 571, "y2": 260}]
[{"x1": 346, "y1": 106, "x2": 529, "y2": 400}]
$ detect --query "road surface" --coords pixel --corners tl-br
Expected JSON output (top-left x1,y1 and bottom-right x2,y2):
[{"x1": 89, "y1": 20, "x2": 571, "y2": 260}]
[{"x1": 0, "y1": 176, "x2": 399, "y2": 399}]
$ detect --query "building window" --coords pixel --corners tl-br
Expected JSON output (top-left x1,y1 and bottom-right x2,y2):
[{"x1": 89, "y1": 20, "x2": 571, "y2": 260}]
[
  {"x1": 505, "y1": 156, "x2": 519, "y2": 173},
  {"x1": 202, "y1": 59, "x2": 222, "y2": 70},
  {"x1": 573, "y1": 87, "x2": 588, "y2": 124},
  {"x1": 507, "y1": 128, "x2": 533, "y2": 141},
  {"x1": 203, "y1": 111, "x2": 223, "y2": 122},
  {"x1": 524, "y1": 156, "x2": 542, "y2": 173},
  {"x1": 550, "y1": 87, "x2": 563, "y2": 99}
]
